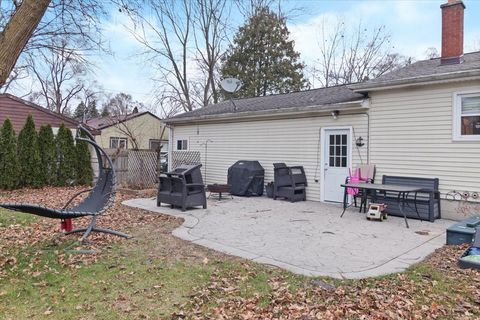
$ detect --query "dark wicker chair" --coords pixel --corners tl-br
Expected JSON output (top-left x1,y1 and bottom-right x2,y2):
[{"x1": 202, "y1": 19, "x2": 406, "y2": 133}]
[
  {"x1": 273, "y1": 163, "x2": 307, "y2": 202},
  {"x1": 0, "y1": 124, "x2": 130, "y2": 242},
  {"x1": 156, "y1": 176, "x2": 172, "y2": 206},
  {"x1": 157, "y1": 164, "x2": 207, "y2": 211}
]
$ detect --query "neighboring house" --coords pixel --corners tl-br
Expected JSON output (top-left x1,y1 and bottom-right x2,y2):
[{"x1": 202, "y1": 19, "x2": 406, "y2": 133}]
[
  {"x1": 87, "y1": 111, "x2": 168, "y2": 152},
  {"x1": 165, "y1": 0, "x2": 480, "y2": 220},
  {"x1": 0, "y1": 93, "x2": 79, "y2": 133}
]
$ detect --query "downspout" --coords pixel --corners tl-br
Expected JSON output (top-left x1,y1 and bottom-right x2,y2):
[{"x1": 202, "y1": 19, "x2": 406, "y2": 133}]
[
  {"x1": 360, "y1": 98, "x2": 370, "y2": 164},
  {"x1": 365, "y1": 112, "x2": 370, "y2": 164},
  {"x1": 167, "y1": 124, "x2": 174, "y2": 172}
]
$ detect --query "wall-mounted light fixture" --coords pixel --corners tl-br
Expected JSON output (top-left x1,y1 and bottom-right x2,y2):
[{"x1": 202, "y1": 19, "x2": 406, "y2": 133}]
[
  {"x1": 356, "y1": 136, "x2": 365, "y2": 147},
  {"x1": 331, "y1": 110, "x2": 339, "y2": 120}
]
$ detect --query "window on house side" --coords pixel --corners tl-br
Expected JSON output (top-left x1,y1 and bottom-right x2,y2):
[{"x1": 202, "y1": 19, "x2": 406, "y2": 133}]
[
  {"x1": 110, "y1": 137, "x2": 128, "y2": 149},
  {"x1": 454, "y1": 92, "x2": 480, "y2": 141},
  {"x1": 176, "y1": 139, "x2": 188, "y2": 150},
  {"x1": 149, "y1": 139, "x2": 161, "y2": 151}
]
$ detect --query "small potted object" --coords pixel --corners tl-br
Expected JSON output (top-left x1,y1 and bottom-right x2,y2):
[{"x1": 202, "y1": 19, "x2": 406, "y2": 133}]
[
  {"x1": 458, "y1": 228, "x2": 480, "y2": 270},
  {"x1": 366, "y1": 203, "x2": 387, "y2": 221},
  {"x1": 265, "y1": 182, "x2": 274, "y2": 198}
]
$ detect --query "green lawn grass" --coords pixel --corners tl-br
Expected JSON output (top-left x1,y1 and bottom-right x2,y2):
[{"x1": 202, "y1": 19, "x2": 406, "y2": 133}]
[
  {"x1": 0, "y1": 208, "x2": 37, "y2": 227},
  {"x1": 0, "y1": 243, "x2": 300, "y2": 319},
  {"x1": 0, "y1": 205, "x2": 478, "y2": 319}
]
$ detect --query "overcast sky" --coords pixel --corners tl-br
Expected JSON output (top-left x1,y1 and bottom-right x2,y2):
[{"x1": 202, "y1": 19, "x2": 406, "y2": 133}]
[
  {"x1": 92, "y1": 0, "x2": 480, "y2": 106},
  {"x1": 10, "y1": 0, "x2": 480, "y2": 109}
]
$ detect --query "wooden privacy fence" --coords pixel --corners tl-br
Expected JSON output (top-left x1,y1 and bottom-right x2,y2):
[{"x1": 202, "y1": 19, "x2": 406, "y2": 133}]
[{"x1": 103, "y1": 149, "x2": 159, "y2": 189}]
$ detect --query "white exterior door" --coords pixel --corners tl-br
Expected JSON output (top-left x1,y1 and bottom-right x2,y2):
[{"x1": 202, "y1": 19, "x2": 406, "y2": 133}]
[{"x1": 323, "y1": 129, "x2": 350, "y2": 202}]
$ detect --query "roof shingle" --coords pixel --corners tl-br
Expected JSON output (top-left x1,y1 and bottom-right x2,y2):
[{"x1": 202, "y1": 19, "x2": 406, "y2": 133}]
[
  {"x1": 350, "y1": 51, "x2": 480, "y2": 91},
  {"x1": 169, "y1": 85, "x2": 365, "y2": 121}
]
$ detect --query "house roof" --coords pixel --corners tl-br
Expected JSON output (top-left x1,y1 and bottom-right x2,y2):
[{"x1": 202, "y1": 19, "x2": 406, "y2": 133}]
[
  {"x1": 166, "y1": 85, "x2": 366, "y2": 123},
  {"x1": 350, "y1": 51, "x2": 480, "y2": 92},
  {"x1": 166, "y1": 52, "x2": 479, "y2": 124},
  {"x1": 0, "y1": 93, "x2": 81, "y2": 133},
  {"x1": 87, "y1": 111, "x2": 162, "y2": 130}
]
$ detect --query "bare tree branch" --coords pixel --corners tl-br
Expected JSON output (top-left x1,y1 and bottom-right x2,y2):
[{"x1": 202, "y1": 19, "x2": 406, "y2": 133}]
[
  {"x1": 121, "y1": 0, "x2": 230, "y2": 112},
  {"x1": 0, "y1": 0, "x2": 51, "y2": 87},
  {"x1": 27, "y1": 39, "x2": 89, "y2": 114},
  {"x1": 312, "y1": 17, "x2": 412, "y2": 87},
  {"x1": 1, "y1": 0, "x2": 109, "y2": 92}
]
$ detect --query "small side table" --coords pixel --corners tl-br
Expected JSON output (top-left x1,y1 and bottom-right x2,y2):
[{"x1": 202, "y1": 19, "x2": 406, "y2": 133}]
[{"x1": 207, "y1": 184, "x2": 232, "y2": 200}]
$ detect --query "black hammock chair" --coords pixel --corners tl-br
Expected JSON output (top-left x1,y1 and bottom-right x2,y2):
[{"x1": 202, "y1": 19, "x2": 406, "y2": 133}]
[{"x1": 0, "y1": 124, "x2": 130, "y2": 242}]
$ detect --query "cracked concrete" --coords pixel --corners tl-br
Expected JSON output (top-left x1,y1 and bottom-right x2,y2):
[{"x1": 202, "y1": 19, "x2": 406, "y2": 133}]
[{"x1": 123, "y1": 196, "x2": 453, "y2": 279}]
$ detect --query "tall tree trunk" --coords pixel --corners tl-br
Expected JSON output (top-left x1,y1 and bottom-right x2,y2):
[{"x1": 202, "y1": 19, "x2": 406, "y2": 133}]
[{"x1": 0, "y1": 0, "x2": 51, "y2": 87}]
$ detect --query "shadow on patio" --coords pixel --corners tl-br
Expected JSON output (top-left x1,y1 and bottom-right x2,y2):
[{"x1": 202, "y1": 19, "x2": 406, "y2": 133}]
[{"x1": 123, "y1": 196, "x2": 453, "y2": 279}]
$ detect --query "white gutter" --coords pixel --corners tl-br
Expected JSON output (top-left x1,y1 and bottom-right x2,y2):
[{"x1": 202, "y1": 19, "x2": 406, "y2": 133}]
[{"x1": 165, "y1": 99, "x2": 368, "y2": 124}]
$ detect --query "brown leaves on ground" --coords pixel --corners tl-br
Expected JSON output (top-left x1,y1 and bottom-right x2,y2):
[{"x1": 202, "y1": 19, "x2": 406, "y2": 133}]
[
  {"x1": 1, "y1": 187, "x2": 479, "y2": 319},
  {"x1": 0, "y1": 186, "x2": 167, "y2": 276},
  {"x1": 174, "y1": 243, "x2": 480, "y2": 320}
]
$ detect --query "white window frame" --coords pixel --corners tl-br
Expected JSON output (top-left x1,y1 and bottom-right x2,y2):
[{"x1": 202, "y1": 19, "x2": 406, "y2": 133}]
[
  {"x1": 453, "y1": 91, "x2": 480, "y2": 141},
  {"x1": 110, "y1": 137, "x2": 128, "y2": 149},
  {"x1": 176, "y1": 139, "x2": 188, "y2": 150}
]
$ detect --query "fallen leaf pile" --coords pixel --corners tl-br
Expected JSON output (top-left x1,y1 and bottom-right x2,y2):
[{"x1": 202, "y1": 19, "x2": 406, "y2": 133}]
[
  {"x1": 1, "y1": 187, "x2": 479, "y2": 319},
  {"x1": 174, "y1": 248, "x2": 480, "y2": 319},
  {"x1": 0, "y1": 186, "x2": 168, "y2": 276}
]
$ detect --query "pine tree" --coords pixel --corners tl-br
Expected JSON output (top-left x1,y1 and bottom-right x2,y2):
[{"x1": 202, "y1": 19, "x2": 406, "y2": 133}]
[
  {"x1": 73, "y1": 102, "x2": 86, "y2": 120},
  {"x1": 88, "y1": 100, "x2": 100, "y2": 118},
  {"x1": 221, "y1": 6, "x2": 308, "y2": 98},
  {"x1": 56, "y1": 123, "x2": 76, "y2": 185},
  {"x1": 75, "y1": 131, "x2": 93, "y2": 185},
  {"x1": 74, "y1": 101, "x2": 100, "y2": 120},
  {"x1": 0, "y1": 119, "x2": 20, "y2": 189},
  {"x1": 38, "y1": 124, "x2": 57, "y2": 185},
  {"x1": 17, "y1": 114, "x2": 41, "y2": 187},
  {"x1": 100, "y1": 105, "x2": 110, "y2": 117}
]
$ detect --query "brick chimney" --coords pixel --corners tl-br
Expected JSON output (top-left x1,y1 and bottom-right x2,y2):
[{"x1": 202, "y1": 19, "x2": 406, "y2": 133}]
[{"x1": 440, "y1": 0, "x2": 465, "y2": 65}]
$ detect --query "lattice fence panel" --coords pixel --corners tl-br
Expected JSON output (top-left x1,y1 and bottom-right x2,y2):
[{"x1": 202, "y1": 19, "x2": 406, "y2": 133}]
[
  {"x1": 127, "y1": 150, "x2": 158, "y2": 188},
  {"x1": 172, "y1": 151, "x2": 201, "y2": 169},
  {"x1": 104, "y1": 149, "x2": 129, "y2": 185}
]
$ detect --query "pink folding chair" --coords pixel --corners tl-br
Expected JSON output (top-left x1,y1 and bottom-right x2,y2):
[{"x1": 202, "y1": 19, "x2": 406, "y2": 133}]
[
  {"x1": 347, "y1": 168, "x2": 361, "y2": 196},
  {"x1": 345, "y1": 165, "x2": 376, "y2": 212}
]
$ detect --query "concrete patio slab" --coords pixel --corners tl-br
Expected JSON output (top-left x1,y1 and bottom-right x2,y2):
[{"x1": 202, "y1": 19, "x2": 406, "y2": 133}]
[{"x1": 123, "y1": 197, "x2": 453, "y2": 279}]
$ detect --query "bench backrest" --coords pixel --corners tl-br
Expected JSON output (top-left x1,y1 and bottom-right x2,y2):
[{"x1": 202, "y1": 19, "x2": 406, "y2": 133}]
[{"x1": 382, "y1": 175, "x2": 439, "y2": 192}]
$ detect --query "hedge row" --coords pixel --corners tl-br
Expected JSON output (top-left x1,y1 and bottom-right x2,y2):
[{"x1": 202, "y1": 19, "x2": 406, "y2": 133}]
[{"x1": 0, "y1": 115, "x2": 93, "y2": 190}]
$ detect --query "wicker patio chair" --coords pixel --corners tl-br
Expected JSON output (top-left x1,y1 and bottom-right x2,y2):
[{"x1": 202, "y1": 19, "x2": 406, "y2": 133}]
[
  {"x1": 157, "y1": 164, "x2": 207, "y2": 211},
  {"x1": 273, "y1": 163, "x2": 307, "y2": 202}
]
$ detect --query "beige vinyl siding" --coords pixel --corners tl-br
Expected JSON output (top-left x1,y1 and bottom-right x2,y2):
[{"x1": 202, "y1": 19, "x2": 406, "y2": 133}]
[
  {"x1": 172, "y1": 113, "x2": 368, "y2": 201},
  {"x1": 96, "y1": 113, "x2": 167, "y2": 150},
  {"x1": 369, "y1": 80, "x2": 480, "y2": 218}
]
